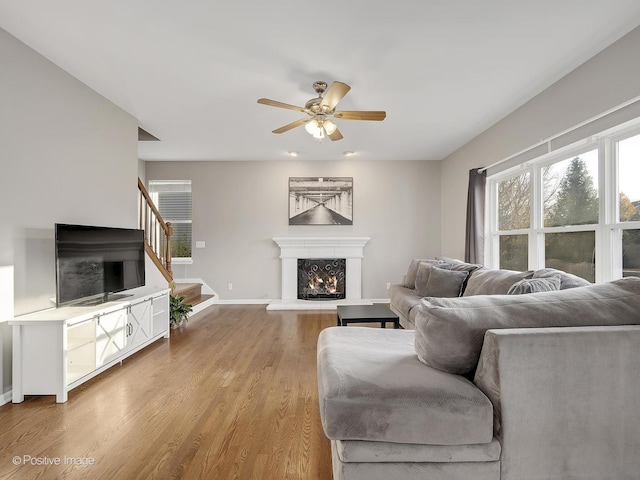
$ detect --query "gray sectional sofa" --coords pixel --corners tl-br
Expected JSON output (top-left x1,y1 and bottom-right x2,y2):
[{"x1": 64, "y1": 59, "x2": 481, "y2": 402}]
[
  {"x1": 389, "y1": 257, "x2": 590, "y2": 329},
  {"x1": 317, "y1": 260, "x2": 640, "y2": 480}
]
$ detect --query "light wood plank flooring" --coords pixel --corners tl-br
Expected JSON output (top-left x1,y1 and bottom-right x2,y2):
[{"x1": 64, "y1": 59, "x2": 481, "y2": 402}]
[{"x1": 0, "y1": 305, "x2": 342, "y2": 480}]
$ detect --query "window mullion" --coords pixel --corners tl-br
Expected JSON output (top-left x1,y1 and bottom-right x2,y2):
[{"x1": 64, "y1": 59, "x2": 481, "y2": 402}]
[
  {"x1": 485, "y1": 179, "x2": 498, "y2": 268},
  {"x1": 530, "y1": 166, "x2": 542, "y2": 270},
  {"x1": 598, "y1": 139, "x2": 614, "y2": 282},
  {"x1": 607, "y1": 138, "x2": 623, "y2": 280}
]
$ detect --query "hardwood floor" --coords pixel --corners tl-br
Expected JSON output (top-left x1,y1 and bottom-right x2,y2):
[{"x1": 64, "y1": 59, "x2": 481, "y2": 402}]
[{"x1": 0, "y1": 306, "x2": 341, "y2": 480}]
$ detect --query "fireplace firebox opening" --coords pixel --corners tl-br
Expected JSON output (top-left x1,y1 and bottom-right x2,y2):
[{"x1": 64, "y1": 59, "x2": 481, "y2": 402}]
[{"x1": 297, "y1": 258, "x2": 346, "y2": 300}]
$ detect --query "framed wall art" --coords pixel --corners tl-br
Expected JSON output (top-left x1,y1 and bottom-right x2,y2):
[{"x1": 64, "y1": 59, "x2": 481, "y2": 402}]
[{"x1": 288, "y1": 177, "x2": 353, "y2": 225}]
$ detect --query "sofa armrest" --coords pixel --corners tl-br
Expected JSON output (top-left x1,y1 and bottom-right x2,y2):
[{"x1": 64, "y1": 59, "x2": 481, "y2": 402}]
[{"x1": 474, "y1": 326, "x2": 640, "y2": 480}]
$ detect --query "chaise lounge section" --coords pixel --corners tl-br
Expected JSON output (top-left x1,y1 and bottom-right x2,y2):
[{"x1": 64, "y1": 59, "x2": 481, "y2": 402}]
[{"x1": 317, "y1": 276, "x2": 640, "y2": 480}]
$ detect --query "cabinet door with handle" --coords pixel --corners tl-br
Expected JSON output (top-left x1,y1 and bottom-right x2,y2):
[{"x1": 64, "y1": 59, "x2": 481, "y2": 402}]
[
  {"x1": 95, "y1": 308, "x2": 127, "y2": 367},
  {"x1": 127, "y1": 299, "x2": 152, "y2": 349}
]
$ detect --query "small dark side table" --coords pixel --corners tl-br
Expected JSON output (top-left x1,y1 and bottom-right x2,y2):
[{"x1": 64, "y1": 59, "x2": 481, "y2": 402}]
[{"x1": 336, "y1": 305, "x2": 400, "y2": 328}]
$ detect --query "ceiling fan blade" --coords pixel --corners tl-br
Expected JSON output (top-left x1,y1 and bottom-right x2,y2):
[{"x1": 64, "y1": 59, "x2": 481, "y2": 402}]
[
  {"x1": 272, "y1": 118, "x2": 307, "y2": 134},
  {"x1": 319, "y1": 82, "x2": 351, "y2": 110},
  {"x1": 258, "y1": 98, "x2": 306, "y2": 112},
  {"x1": 334, "y1": 110, "x2": 386, "y2": 121},
  {"x1": 328, "y1": 127, "x2": 344, "y2": 141}
]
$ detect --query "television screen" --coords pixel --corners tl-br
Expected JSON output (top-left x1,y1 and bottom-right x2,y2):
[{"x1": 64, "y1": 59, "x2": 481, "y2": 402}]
[{"x1": 55, "y1": 224, "x2": 145, "y2": 306}]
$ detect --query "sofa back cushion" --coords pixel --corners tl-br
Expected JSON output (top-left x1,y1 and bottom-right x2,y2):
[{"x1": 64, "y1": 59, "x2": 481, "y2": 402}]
[
  {"x1": 434, "y1": 257, "x2": 482, "y2": 273},
  {"x1": 402, "y1": 259, "x2": 449, "y2": 289},
  {"x1": 507, "y1": 275, "x2": 561, "y2": 294},
  {"x1": 533, "y1": 267, "x2": 591, "y2": 289},
  {"x1": 463, "y1": 268, "x2": 534, "y2": 296},
  {"x1": 414, "y1": 277, "x2": 640, "y2": 375},
  {"x1": 415, "y1": 264, "x2": 468, "y2": 298},
  {"x1": 415, "y1": 262, "x2": 447, "y2": 296},
  {"x1": 434, "y1": 257, "x2": 483, "y2": 294}
]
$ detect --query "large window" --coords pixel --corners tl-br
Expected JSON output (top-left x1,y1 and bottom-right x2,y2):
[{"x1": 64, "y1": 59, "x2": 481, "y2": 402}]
[
  {"x1": 148, "y1": 180, "x2": 192, "y2": 260},
  {"x1": 487, "y1": 124, "x2": 640, "y2": 283}
]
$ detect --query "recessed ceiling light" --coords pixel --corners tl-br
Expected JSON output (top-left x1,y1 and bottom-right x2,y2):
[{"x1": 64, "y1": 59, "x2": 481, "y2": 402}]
[
  {"x1": 343, "y1": 151, "x2": 355, "y2": 156},
  {"x1": 288, "y1": 151, "x2": 299, "y2": 157}
]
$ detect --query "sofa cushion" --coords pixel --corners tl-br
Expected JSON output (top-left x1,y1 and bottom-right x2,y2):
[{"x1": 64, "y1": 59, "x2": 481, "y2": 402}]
[
  {"x1": 434, "y1": 257, "x2": 481, "y2": 269},
  {"x1": 434, "y1": 257, "x2": 482, "y2": 295},
  {"x1": 408, "y1": 301, "x2": 422, "y2": 326},
  {"x1": 317, "y1": 327, "x2": 494, "y2": 445},
  {"x1": 415, "y1": 262, "x2": 445, "y2": 296},
  {"x1": 389, "y1": 284, "x2": 422, "y2": 319},
  {"x1": 507, "y1": 275, "x2": 561, "y2": 294},
  {"x1": 414, "y1": 278, "x2": 640, "y2": 375},
  {"x1": 402, "y1": 259, "x2": 441, "y2": 289},
  {"x1": 416, "y1": 264, "x2": 468, "y2": 298},
  {"x1": 335, "y1": 437, "x2": 501, "y2": 463},
  {"x1": 533, "y1": 267, "x2": 591, "y2": 289},
  {"x1": 463, "y1": 268, "x2": 534, "y2": 296}
]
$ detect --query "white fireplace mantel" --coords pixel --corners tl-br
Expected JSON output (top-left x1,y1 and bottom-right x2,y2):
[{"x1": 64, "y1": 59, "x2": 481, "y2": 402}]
[{"x1": 268, "y1": 237, "x2": 371, "y2": 310}]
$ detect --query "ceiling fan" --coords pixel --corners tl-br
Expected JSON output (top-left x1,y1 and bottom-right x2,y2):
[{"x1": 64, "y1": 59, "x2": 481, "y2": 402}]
[{"x1": 257, "y1": 81, "x2": 386, "y2": 141}]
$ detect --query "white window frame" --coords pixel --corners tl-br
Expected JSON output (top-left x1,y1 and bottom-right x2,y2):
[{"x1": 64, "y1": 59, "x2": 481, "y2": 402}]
[
  {"x1": 486, "y1": 118, "x2": 640, "y2": 283},
  {"x1": 609, "y1": 128, "x2": 640, "y2": 279},
  {"x1": 148, "y1": 180, "x2": 193, "y2": 264}
]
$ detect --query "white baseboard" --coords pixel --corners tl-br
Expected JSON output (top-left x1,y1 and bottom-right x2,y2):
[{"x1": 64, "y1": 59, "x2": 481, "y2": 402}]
[
  {"x1": 1, "y1": 389, "x2": 12, "y2": 406},
  {"x1": 217, "y1": 299, "x2": 272, "y2": 305},
  {"x1": 370, "y1": 298, "x2": 391, "y2": 304},
  {"x1": 196, "y1": 298, "x2": 391, "y2": 309}
]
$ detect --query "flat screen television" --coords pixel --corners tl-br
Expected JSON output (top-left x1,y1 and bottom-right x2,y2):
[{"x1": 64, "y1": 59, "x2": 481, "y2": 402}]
[{"x1": 55, "y1": 223, "x2": 146, "y2": 306}]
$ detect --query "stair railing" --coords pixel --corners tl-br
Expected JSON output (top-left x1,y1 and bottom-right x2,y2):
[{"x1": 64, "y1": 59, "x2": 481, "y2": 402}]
[{"x1": 138, "y1": 178, "x2": 173, "y2": 286}]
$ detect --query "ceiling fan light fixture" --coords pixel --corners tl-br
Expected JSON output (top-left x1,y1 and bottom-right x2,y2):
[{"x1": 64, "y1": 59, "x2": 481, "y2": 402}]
[
  {"x1": 305, "y1": 119, "x2": 320, "y2": 135},
  {"x1": 323, "y1": 119, "x2": 337, "y2": 135},
  {"x1": 313, "y1": 128, "x2": 325, "y2": 139}
]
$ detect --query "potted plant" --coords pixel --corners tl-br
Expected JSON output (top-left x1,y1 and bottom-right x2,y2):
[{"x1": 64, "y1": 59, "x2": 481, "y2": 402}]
[{"x1": 170, "y1": 294, "x2": 193, "y2": 328}]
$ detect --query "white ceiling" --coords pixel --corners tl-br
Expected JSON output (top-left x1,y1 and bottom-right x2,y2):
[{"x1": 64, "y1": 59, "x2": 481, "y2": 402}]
[{"x1": 2, "y1": 1, "x2": 640, "y2": 162}]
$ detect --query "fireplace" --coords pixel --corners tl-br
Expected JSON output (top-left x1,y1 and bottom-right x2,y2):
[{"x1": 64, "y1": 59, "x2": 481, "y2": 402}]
[
  {"x1": 268, "y1": 237, "x2": 371, "y2": 310},
  {"x1": 298, "y1": 259, "x2": 346, "y2": 300}
]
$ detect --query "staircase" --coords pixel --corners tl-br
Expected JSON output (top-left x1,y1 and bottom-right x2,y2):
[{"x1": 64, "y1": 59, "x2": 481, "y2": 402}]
[
  {"x1": 173, "y1": 282, "x2": 215, "y2": 308},
  {"x1": 138, "y1": 178, "x2": 173, "y2": 287},
  {"x1": 138, "y1": 178, "x2": 218, "y2": 314}
]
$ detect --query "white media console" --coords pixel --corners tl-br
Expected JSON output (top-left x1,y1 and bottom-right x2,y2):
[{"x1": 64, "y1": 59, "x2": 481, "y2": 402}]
[{"x1": 10, "y1": 286, "x2": 170, "y2": 403}]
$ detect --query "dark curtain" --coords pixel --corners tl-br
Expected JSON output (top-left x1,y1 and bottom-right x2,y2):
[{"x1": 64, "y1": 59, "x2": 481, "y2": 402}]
[{"x1": 464, "y1": 168, "x2": 487, "y2": 264}]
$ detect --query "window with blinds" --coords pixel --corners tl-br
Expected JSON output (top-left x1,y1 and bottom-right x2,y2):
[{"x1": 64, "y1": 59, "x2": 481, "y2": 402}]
[{"x1": 148, "y1": 180, "x2": 192, "y2": 259}]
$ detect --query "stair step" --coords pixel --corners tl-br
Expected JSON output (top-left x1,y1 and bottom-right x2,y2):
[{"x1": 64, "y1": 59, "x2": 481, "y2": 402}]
[
  {"x1": 190, "y1": 294, "x2": 215, "y2": 307},
  {"x1": 174, "y1": 283, "x2": 202, "y2": 306}
]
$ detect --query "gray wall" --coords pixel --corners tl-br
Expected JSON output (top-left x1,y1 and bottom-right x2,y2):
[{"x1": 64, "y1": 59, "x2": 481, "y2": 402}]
[
  {"x1": 0, "y1": 28, "x2": 140, "y2": 394},
  {"x1": 145, "y1": 160, "x2": 442, "y2": 300},
  {"x1": 440, "y1": 25, "x2": 640, "y2": 260}
]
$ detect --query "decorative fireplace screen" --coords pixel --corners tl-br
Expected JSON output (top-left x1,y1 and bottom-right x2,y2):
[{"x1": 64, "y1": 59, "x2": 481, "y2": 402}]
[{"x1": 297, "y1": 258, "x2": 346, "y2": 300}]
